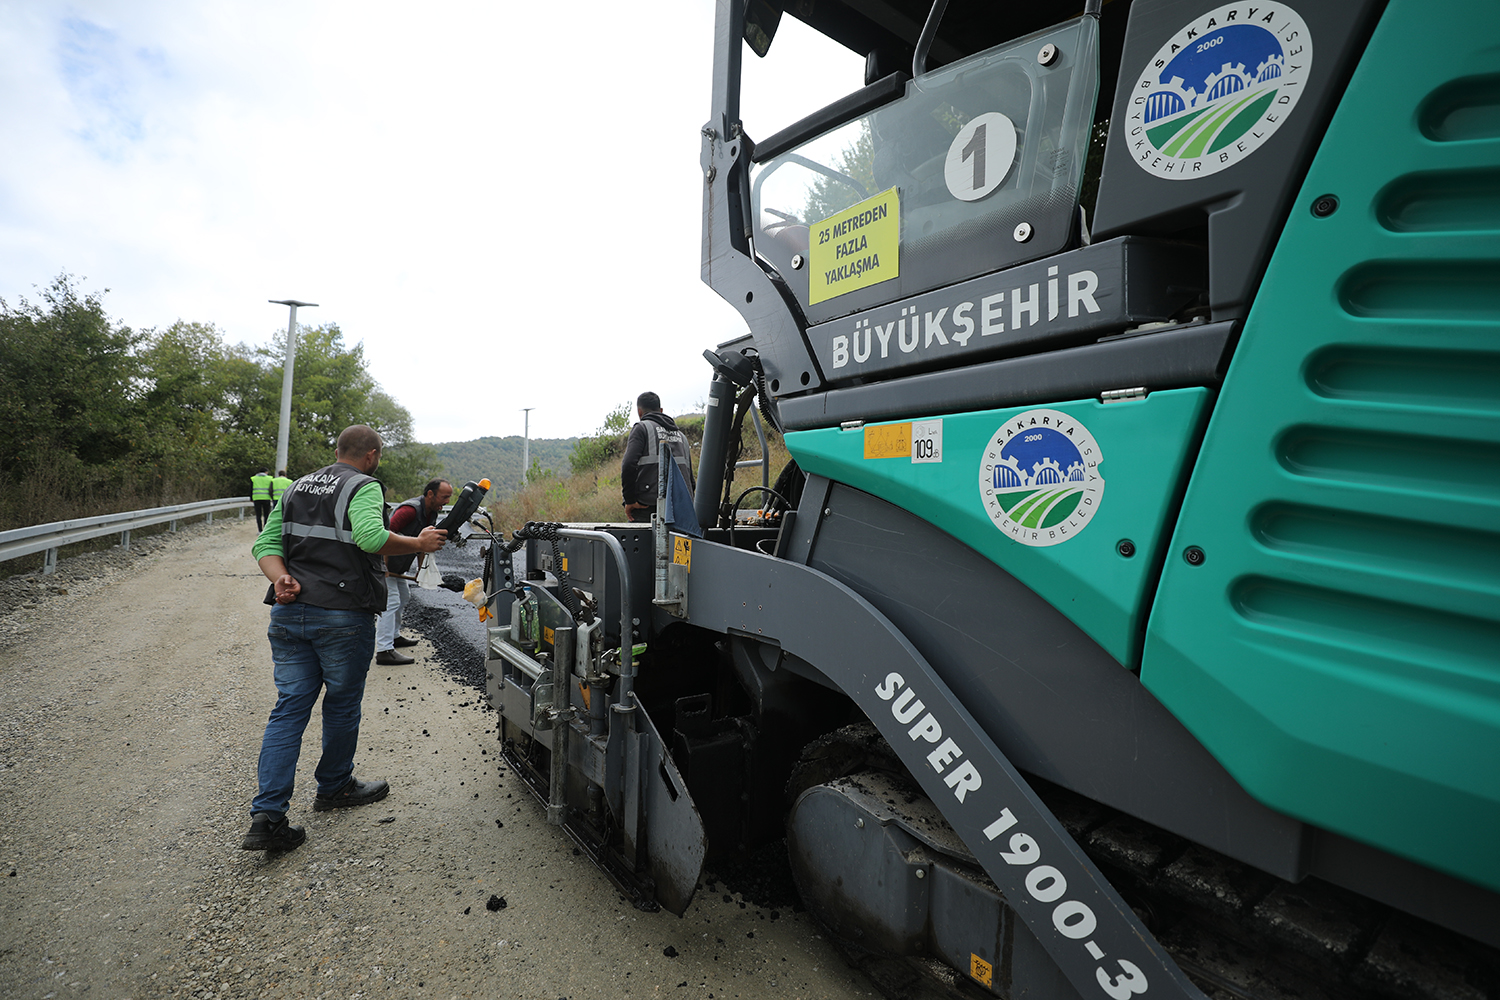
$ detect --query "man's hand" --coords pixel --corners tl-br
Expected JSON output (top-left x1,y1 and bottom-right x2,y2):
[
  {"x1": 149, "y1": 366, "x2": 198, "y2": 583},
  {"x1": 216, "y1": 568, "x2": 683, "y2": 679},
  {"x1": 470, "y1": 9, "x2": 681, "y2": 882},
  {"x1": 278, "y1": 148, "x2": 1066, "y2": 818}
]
[
  {"x1": 273, "y1": 574, "x2": 301, "y2": 604},
  {"x1": 415, "y1": 525, "x2": 448, "y2": 553},
  {"x1": 624, "y1": 502, "x2": 651, "y2": 514}
]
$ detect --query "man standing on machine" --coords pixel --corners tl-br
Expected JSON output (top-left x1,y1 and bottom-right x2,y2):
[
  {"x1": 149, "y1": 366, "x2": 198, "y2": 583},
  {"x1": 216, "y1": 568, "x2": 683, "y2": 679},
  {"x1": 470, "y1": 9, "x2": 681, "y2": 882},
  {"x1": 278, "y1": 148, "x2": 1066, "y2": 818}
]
[
  {"x1": 621, "y1": 392, "x2": 694, "y2": 523},
  {"x1": 374, "y1": 478, "x2": 453, "y2": 666},
  {"x1": 243, "y1": 425, "x2": 446, "y2": 852}
]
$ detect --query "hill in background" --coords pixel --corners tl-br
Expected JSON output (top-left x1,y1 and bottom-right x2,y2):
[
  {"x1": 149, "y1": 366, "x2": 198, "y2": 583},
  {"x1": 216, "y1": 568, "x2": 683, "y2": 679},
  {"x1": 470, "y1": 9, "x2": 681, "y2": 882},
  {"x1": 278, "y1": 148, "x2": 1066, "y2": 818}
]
[{"x1": 432, "y1": 435, "x2": 577, "y2": 498}]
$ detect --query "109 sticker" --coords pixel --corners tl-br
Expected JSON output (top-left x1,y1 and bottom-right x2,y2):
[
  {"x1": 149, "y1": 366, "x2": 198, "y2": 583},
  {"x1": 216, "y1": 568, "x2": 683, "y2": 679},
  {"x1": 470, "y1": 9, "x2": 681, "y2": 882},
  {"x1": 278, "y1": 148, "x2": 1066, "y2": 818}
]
[
  {"x1": 1128, "y1": 4, "x2": 1312, "y2": 179},
  {"x1": 978, "y1": 409, "x2": 1104, "y2": 546}
]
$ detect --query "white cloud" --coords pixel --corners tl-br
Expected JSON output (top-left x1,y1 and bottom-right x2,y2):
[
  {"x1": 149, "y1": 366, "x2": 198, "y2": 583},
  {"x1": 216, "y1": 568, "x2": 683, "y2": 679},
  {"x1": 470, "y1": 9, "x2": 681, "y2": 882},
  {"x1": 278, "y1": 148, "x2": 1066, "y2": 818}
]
[{"x1": 0, "y1": 2, "x2": 862, "y2": 443}]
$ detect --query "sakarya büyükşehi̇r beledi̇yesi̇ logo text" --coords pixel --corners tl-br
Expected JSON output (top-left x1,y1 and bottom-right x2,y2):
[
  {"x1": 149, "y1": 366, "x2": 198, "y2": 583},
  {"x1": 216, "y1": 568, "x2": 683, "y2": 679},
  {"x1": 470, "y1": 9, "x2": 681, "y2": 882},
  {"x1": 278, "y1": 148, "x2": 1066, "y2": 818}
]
[
  {"x1": 978, "y1": 409, "x2": 1105, "y2": 547},
  {"x1": 1128, "y1": 4, "x2": 1312, "y2": 179}
]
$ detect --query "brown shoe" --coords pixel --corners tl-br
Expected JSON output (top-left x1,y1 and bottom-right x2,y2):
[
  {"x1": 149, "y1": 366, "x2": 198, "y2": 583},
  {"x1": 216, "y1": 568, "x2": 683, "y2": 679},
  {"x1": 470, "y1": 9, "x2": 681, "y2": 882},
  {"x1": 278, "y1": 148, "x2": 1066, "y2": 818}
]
[
  {"x1": 375, "y1": 649, "x2": 414, "y2": 666},
  {"x1": 392, "y1": 635, "x2": 419, "y2": 648}
]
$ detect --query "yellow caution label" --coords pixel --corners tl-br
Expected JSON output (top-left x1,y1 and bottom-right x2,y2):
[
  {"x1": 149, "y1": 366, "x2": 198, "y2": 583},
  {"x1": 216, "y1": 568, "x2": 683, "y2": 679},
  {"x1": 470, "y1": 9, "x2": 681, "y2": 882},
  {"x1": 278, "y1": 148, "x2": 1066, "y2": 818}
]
[
  {"x1": 864, "y1": 422, "x2": 911, "y2": 459},
  {"x1": 560, "y1": 556, "x2": 568, "y2": 572},
  {"x1": 970, "y1": 953, "x2": 993, "y2": 988},
  {"x1": 543, "y1": 626, "x2": 554, "y2": 647},
  {"x1": 808, "y1": 187, "x2": 900, "y2": 304},
  {"x1": 673, "y1": 536, "x2": 692, "y2": 570}
]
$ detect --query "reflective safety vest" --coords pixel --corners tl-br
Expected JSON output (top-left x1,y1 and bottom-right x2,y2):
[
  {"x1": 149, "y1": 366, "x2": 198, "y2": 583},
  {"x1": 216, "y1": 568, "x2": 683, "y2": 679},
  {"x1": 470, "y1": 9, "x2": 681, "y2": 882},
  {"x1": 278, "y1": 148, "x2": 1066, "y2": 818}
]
[
  {"x1": 251, "y1": 474, "x2": 273, "y2": 501},
  {"x1": 636, "y1": 420, "x2": 695, "y2": 491},
  {"x1": 277, "y1": 462, "x2": 387, "y2": 613},
  {"x1": 271, "y1": 476, "x2": 294, "y2": 502}
]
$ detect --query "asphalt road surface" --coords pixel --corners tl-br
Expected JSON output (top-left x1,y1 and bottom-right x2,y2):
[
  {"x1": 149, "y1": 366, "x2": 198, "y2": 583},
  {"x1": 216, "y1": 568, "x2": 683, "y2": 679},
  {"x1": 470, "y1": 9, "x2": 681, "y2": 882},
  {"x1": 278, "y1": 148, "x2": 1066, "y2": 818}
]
[{"x1": 0, "y1": 518, "x2": 872, "y2": 999}]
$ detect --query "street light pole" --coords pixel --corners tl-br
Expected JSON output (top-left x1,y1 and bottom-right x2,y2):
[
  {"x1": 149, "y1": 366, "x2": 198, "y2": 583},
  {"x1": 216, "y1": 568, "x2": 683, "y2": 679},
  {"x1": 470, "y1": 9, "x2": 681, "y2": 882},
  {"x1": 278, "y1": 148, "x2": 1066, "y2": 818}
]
[
  {"x1": 268, "y1": 299, "x2": 318, "y2": 477},
  {"x1": 521, "y1": 408, "x2": 534, "y2": 486}
]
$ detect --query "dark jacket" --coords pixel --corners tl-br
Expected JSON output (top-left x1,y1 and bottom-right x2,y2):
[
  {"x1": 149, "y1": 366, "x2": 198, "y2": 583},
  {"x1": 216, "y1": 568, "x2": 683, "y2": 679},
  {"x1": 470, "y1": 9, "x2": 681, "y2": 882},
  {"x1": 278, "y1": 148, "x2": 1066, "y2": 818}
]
[
  {"x1": 621, "y1": 411, "x2": 694, "y2": 507},
  {"x1": 384, "y1": 496, "x2": 437, "y2": 576},
  {"x1": 277, "y1": 462, "x2": 388, "y2": 614}
]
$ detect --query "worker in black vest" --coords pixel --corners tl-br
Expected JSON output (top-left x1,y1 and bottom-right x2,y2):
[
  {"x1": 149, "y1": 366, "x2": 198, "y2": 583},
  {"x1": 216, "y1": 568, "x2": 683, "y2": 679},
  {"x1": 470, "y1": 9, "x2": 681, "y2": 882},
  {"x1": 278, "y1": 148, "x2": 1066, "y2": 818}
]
[
  {"x1": 621, "y1": 392, "x2": 694, "y2": 523},
  {"x1": 242, "y1": 425, "x2": 447, "y2": 852}
]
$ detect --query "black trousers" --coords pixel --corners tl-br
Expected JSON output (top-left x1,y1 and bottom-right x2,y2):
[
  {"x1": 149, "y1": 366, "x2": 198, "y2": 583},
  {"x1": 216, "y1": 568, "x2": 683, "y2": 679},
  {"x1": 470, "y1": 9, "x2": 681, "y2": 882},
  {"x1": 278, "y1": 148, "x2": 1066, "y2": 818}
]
[{"x1": 254, "y1": 499, "x2": 273, "y2": 531}]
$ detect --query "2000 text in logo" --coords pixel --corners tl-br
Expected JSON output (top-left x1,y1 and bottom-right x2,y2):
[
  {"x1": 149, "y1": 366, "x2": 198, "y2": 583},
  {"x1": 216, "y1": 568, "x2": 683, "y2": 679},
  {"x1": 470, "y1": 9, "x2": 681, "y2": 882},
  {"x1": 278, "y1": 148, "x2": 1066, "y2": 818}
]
[
  {"x1": 978, "y1": 409, "x2": 1104, "y2": 547},
  {"x1": 1128, "y1": 4, "x2": 1313, "y2": 179}
]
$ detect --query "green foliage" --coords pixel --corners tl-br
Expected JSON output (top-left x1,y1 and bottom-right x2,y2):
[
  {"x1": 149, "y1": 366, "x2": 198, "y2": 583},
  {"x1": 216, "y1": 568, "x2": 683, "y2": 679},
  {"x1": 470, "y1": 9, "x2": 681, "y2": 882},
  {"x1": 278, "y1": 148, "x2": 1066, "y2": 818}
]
[
  {"x1": 568, "y1": 402, "x2": 633, "y2": 474},
  {"x1": 802, "y1": 123, "x2": 877, "y2": 224},
  {"x1": 488, "y1": 403, "x2": 717, "y2": 530},
  {"x1": 0, "y1": 273, "x2": 424, "y2": 534},
  {"x1": 377, "y1": 442, "x2": 445, "y2": 501},
  {"x1": 431, "y1": 436, "x2": 576, "y2": 498},
  {"x1": 0, "y1": 276, "x2": 142, "y2": 484},
  {"x1": 250, "y1": 323, "x2": 388, "y2": 476}
]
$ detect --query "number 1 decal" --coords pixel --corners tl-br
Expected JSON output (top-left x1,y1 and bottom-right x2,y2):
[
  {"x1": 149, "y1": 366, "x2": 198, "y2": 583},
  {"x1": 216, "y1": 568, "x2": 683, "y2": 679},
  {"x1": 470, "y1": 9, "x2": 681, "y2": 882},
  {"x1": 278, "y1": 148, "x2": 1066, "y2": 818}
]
[{"x1": 945, "y1": 112, "x2": 1017, "y2": 202}]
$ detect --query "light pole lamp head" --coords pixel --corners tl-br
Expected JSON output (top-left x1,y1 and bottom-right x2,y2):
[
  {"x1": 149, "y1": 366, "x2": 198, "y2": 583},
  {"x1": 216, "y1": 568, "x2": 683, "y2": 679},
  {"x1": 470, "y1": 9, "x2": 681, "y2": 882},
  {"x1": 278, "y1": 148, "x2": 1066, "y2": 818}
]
[{"x1": 269, "y1": 299, "x2": 319, "y2": 308}]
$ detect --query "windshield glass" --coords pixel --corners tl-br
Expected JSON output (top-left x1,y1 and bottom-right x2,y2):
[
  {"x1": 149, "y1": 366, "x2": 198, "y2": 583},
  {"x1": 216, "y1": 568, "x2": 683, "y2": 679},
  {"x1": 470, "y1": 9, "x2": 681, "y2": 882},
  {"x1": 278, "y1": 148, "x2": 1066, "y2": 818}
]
[
  {"x1": 740, "y1": 16, "x2": 866, "y2": 147},
  {"x1": 751, "y1": 16, "x2": 1100, "y2": 326}
]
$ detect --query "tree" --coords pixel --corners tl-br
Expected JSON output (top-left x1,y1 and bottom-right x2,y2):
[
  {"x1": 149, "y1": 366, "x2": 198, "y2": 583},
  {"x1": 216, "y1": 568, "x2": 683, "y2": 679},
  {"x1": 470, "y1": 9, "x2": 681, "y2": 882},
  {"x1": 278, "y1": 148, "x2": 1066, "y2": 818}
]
[
  {"x1": 569, "y1": 402, "x2": 633, "y2": 474},
  {"x1": 0, "y1": 274, "x2": 430, "y2": 532},
  {"x1": 0, "y1": 275, "x2": 143, "y2": 485},
  {"x1": 377, "y1": 443, "x2": 445, "y2": 500},
  {"x1": 135, "y1": 321, "x2": 234, "y2": 498},
  {"x1": 247, "y1": 323, "x2": 385, "y2": 477},
  {"x1": 802, "y1": 123, "x2": 877, "y2": 224}
]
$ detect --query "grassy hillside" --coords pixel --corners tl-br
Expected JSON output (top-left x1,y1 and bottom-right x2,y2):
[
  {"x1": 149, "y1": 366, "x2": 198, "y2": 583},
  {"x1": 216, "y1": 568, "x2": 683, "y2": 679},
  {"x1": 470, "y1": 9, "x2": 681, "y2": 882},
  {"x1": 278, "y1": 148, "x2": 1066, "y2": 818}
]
[
  {"x1": 484, "y1": 411, "x2": 792, "y2": 533},
  {"x1": 431, "y1": 436, "x2": 577, "y2": 497}
]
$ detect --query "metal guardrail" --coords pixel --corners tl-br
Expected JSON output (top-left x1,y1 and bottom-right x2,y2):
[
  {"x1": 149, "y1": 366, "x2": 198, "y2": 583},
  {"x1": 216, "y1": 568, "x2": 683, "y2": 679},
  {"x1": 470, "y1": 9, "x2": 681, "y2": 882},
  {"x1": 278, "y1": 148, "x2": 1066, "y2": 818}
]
[{"x1": 0, "y1": 497, "x2": 253, "y2": 575}]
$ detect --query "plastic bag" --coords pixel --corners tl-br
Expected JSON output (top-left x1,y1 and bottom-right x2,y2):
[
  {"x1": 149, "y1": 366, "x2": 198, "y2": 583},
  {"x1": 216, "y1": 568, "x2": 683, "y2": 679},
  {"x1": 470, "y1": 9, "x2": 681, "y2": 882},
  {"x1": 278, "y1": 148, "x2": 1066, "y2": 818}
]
[
  {"x1": 415, "y1": 555, "x2": 442, "y2": 590},
  {"x1": 462, "y1": 577, "x2": 491, "y2": 621}
]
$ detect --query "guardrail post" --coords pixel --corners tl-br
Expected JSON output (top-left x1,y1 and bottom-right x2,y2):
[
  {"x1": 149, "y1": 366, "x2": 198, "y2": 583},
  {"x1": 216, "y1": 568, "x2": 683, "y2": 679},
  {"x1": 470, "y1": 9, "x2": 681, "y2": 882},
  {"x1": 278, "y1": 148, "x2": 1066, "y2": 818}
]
[
  {"x1": 206, "y1": 511, "x2": 214, "y2": 527},
  {"x1": 0, "y1": 496, "x2": 252, "y2": 571}
]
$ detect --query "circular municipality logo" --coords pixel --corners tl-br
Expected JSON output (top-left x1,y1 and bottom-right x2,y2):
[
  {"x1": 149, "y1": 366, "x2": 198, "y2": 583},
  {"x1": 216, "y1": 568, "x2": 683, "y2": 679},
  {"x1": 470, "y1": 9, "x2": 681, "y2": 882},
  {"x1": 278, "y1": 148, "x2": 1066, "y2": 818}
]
[
  {"x1": 1128, "y1": 3, "x2": 1312, "y2": 179},
  {"x1": 978, "y1": 409, "x2": 1104, "y2": 547}
]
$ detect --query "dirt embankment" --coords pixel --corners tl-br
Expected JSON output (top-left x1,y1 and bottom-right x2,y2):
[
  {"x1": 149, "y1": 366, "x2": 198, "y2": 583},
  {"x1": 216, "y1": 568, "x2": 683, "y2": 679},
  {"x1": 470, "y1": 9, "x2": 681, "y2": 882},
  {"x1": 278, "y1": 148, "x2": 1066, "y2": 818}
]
[{"x1": 0, "y1": 519, "x2": 869, "y2": 999}]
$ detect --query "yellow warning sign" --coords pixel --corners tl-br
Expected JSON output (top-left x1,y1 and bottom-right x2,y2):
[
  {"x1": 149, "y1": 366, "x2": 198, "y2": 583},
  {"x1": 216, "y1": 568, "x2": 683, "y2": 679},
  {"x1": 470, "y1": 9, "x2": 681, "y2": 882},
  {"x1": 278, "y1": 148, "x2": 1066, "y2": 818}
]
[
  {"x1": 864, "y1": 422, "x2": 911, "y2": 460},
  {"x1": 673, "y1": 536, "x2": 692, "y2": 570},
  {"x1": 970, "y1": 953, "x2": 994, "y2": 988},
  {"x1": 808, "y1": 187, "x2": 900, "y2": 304},
  {"x1": 543, "y1": 626, "x2": 555, "y2": 647}
]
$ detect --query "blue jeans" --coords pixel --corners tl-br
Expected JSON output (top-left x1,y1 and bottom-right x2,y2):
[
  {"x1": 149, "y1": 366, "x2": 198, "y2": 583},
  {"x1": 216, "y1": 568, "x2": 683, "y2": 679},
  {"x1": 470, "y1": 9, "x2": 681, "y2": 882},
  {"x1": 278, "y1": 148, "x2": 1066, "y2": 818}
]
[{"x1": 251, "y1": 603, "x2": 376, "y2": 817}]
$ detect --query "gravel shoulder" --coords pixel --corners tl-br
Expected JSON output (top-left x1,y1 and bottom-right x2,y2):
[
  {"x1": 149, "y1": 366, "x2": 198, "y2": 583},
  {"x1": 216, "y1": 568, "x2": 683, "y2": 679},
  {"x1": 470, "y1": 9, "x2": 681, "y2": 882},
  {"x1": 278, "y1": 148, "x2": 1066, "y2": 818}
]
[{"x1": 0, "y1": 519, "x2": 870, "y2": 999}]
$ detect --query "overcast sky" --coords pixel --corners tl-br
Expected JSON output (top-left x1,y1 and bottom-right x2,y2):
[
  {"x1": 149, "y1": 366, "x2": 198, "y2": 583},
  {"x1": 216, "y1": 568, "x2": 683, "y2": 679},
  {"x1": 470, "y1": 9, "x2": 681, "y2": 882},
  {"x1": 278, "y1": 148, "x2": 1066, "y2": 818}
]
[{"x1": 0, "y1": 2, "x2": 863, "y2": 443}]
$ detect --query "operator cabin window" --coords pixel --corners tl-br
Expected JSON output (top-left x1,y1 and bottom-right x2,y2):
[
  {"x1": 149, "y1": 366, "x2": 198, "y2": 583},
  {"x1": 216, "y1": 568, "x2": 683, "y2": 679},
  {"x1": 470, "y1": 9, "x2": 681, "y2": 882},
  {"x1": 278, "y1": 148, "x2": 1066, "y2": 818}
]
[
  {"x1": 739, "y1": 13, "x2": 865, "y2": 279},
  {"x1": 740, "y1": 13, "x2": 866, "y2": 149}
]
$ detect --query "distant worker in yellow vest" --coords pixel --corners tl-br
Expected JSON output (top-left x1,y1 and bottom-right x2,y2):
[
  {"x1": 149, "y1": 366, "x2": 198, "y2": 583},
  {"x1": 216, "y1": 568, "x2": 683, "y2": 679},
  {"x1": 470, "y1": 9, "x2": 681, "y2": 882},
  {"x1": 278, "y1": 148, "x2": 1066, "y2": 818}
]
[
  {"x1": 272, "y1": 471, "x2": 294, "y2": 506},
  {"x1": 251, "y1": 468, "x2": 274, "y2": 531}
]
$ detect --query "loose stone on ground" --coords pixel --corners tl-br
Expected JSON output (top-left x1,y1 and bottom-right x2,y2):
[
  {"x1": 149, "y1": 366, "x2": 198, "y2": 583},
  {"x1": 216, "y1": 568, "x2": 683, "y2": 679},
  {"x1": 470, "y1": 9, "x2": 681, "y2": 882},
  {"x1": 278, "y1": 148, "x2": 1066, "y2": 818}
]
[{"x1": 0, "y1": 518, "x2": 870, "y2": 998}]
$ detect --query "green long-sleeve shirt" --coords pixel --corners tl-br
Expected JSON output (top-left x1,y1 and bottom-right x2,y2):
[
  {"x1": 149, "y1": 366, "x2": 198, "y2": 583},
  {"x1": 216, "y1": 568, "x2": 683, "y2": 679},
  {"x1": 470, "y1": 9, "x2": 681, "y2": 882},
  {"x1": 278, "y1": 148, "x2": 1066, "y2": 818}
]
[{"x1": 251, "y1": 480, "x2": 389, "y2": 560}]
